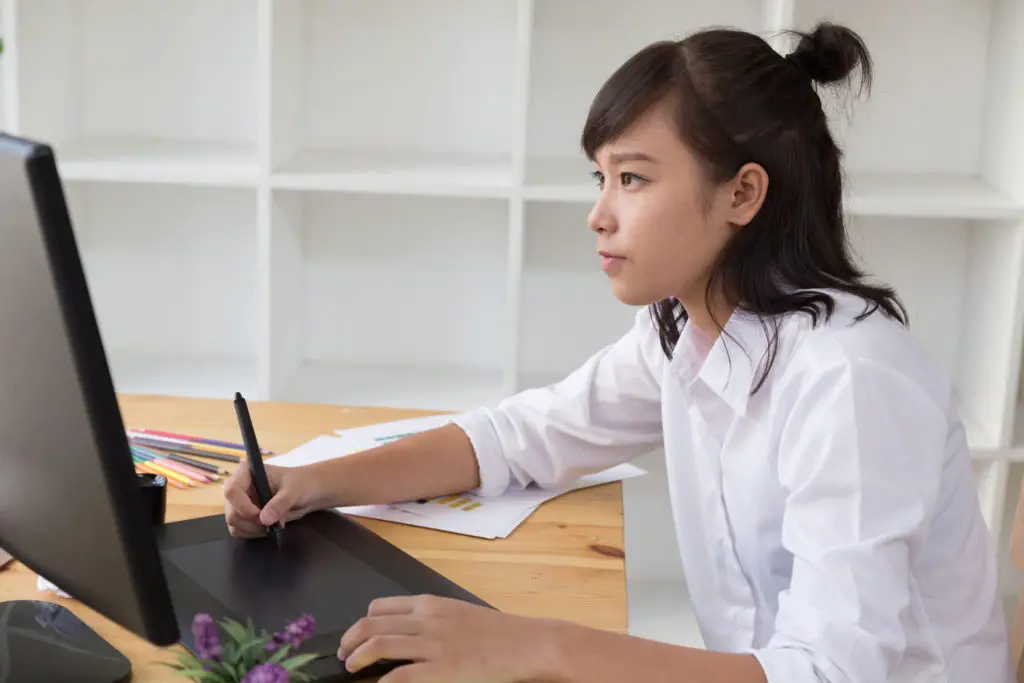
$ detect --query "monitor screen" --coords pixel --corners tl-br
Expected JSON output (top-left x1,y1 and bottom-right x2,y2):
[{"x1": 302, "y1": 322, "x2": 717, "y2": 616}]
[{"x1": 0, "y1": 133, "x2": 179, "y2": 647}]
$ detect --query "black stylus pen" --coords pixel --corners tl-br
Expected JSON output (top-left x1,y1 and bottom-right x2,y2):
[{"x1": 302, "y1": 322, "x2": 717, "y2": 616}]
[{"x1": 234, "y1": 391, "x2": 281, "y2": 546}]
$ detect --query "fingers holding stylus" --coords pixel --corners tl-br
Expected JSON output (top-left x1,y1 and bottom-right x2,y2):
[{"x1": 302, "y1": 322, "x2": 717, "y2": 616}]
[
  {"x1": 258, "y1": 487, "x2": 297, "y2": 527},
  {"x1": 224, "y1": 462, "x2": 316, "y2": 537},
  {"x1": 224, "y1": 467, "x2": 265, "y2": 537}
]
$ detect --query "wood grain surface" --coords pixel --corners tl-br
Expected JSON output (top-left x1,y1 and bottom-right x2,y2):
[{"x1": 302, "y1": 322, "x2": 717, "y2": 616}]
[{"x1": 0, "y1": 394, "x2": 627, "y2": 681}]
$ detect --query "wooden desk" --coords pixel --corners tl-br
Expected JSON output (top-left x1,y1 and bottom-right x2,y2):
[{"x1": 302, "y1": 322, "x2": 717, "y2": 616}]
[{"x1": 0, "y1": 395, "x2": 627, "y2": 681}]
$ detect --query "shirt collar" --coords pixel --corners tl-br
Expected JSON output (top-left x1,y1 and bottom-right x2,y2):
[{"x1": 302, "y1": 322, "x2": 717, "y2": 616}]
[{"x1": 671, "y1": 307, "x2": 772, "y2": 417}]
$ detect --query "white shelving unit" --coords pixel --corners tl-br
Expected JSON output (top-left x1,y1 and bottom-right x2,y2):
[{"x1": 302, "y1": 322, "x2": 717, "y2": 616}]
[{"x1": 3, "y1": 0, "x2": 1024, "y2": 539}]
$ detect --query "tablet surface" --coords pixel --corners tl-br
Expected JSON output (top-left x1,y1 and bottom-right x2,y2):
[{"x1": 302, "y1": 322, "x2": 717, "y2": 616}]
[{"x1": 155, "y1": 510, "x2": 491, "y2": 681}]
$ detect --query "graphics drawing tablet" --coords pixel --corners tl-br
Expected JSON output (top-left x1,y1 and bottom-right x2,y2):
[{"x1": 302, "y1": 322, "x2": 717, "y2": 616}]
[{"x1": 155, "y1": 509, "x2": 492, "y2": 682}]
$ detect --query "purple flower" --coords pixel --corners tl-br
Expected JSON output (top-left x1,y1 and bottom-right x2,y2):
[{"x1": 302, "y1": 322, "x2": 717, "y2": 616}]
[
  {"x1": 285, "y1": 613, "x2": 316, "y2": 648},
  {"x1": 263, "y1": 631, "x2": 287, "y2": 654},
  {"x1": 191, "y1": 613, "x2": 222, "y2": 662},
  {"x1": 241, "y1": 662, "x2": 289, "y2": 683},
  {"x1": 264, "y1": 613, "x2": 316, "y2": 654}
]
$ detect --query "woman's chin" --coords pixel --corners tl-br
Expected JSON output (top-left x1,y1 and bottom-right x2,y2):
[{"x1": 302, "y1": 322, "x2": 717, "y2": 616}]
[{"x1": 609, "y1": 280, "x2": 659, "y2": 308}]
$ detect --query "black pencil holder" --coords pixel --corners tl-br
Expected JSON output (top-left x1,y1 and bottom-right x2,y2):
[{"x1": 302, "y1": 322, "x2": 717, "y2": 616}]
[{"x1": 137, "y1": 472, "x2": 167, "y2": 526}]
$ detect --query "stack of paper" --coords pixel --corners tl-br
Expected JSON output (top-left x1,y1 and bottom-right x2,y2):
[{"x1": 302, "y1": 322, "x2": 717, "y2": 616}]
[{"x1": 266, "y1": 415, "x2": 645, "y2": 539}]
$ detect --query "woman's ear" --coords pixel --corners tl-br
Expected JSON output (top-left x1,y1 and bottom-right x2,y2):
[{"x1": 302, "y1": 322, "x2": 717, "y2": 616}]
[{"x1": 727, "y1": 162, "x2": 768, "y2": 227}]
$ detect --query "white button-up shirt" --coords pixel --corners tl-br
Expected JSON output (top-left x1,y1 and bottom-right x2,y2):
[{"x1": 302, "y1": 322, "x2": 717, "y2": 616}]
[{"x1": 453, "y1": 290, "x2": 1011, "y2": 683}]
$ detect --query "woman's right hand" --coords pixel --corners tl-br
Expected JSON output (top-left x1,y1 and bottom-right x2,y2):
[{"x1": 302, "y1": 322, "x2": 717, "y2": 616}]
[{"x1": 223, "y1": 463, "x2": 323, "y2": 538}]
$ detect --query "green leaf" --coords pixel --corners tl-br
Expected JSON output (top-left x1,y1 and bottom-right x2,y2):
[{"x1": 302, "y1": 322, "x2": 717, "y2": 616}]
[
  {"x1": 219, "y1": 618, "x2": 248, "y2": 645},
  {"x1": 236, "y1": 635, "x2": 272, "y2": 666},
  {"x1": 221, "y1": 640, "x2": 242, "y2": 664},
  {"x1": 281, "y1": 653, "x2": 321, "y2": 671},
  {"x1": 245, "y1": 618, "x2": 256, "y2": 642},
  {"x1": 170, "y1": 652, "x2": 208, "y2": 672},
  {"x1": 207, "y1": 661, "x2": 240, "y2": 683},
  {"x1": 267, "y1": 646, "x2": 293, "y2": 664},
  {"x1": 171, "y1": 669, "x2": 228, "y2": 683}
]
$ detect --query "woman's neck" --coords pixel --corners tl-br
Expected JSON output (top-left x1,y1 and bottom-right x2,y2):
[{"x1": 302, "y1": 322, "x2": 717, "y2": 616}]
[{"x1": 679, "y1": 287, "x2": 737, "y2": 342}]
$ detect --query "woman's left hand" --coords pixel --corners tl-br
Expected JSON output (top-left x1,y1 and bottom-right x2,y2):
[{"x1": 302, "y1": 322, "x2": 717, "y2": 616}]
[{"x1": 338, "y1": 594, "x2": 570, "y2": 683}]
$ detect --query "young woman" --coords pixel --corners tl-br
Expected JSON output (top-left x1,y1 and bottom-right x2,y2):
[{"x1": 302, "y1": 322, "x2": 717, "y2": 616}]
[{"x1": 223, "y1": 22, "x2": 1011, "y2": 683}]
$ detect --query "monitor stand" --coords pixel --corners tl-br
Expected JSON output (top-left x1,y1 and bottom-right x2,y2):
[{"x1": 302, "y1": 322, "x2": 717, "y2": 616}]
[{"x1": 0, "y1": 599, "x2": 131, "y2": 683}]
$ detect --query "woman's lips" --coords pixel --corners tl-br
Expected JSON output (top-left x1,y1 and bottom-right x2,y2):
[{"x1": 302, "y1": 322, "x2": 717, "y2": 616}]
[{"x1": 599, "y1": 251, "x2": 625, "y2": 273}]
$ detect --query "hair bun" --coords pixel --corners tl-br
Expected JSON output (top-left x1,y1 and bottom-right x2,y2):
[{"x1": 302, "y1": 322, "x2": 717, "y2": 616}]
[{"x1": 786, "y1": 22, "x2": 872, "y2": 88}]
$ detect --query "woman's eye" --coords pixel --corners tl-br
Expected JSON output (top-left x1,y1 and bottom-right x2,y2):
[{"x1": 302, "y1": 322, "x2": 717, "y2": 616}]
[{"x1": 591, "y1": 170, "x2": 645, "y2": 189}]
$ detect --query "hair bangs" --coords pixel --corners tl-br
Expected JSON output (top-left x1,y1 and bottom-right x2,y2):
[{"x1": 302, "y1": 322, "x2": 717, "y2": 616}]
[{"x1": 580, "y1": 41, "x2": 683, "y2": 160}]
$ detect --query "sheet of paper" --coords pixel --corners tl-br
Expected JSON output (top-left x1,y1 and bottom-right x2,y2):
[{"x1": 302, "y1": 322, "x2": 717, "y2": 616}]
[
  {"x1": 338, "y1": 461, "x2": 644, "y2": 539},
  {"x1": 265, "y1": 434, "x2": 363, "y2": 468},
  {"x1": 332, "y1": 413, "x2": 460, "y2": 444},
  {"x1": 337, "y1": 498, "x2": 540, "y2": 539},
  {"x1": 267, "y1": 426, "x2": 646, "y2": 539}
]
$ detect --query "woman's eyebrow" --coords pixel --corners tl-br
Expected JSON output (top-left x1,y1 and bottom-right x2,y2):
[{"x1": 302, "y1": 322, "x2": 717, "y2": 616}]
[{"x1": 607, "y1": 151, "x2": 660, "y2": 164}]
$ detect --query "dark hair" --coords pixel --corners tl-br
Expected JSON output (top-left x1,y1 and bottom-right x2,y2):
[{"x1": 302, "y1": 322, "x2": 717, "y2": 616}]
[{"x1": 581, "y1": 22, "x2": 907, "y2": 392}]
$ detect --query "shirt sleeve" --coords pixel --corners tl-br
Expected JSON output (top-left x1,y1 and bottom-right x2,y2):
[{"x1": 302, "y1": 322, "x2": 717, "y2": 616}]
[
  {"x1": 752, "y1": 355, "x2": 950, "y2": 683},
  {"x1": 451, "y1": 309, "x2": 665, "y2": 497}
]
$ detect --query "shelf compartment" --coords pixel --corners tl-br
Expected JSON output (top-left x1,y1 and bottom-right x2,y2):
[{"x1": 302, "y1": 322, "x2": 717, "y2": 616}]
[
  {"x1": 7, "y1": 0, "x2": 259, "y2": 183},
  {"x1": 523, "y1": 156, "x2": 597, "y2": 203},
  {"x1": 73, "y1": 183, "x2": 259, "y2": 399},
  {"x1": 266, "y1": 190, "x2": 512, "y2": 411},
  {"x1": 845, "y1": 173, "x2": 1024, "y2": 220},
  {"x1": 526, "y1": 0, "x2": 763, "y2": 161},
  {"x1": 793, "y1": 0, "x2": 993, "y2": 177},
  {"x1": 280, "y1": 362, "x2": 506, "y2": 412},
  {"x1": 109, "y1": 354, "x2": 258, "y2": 401},
  {"x1": 56, "y1": 139, "x2": 260, "y2": 188},
  {"x1": 267, "y1": 0, "x2": 519, "y2": 198},
  {"x1": 517, "y1": 202, "x2": 640, "y2": 386},
  {"x1": 271, "y1": 149, "x2": 512, "y2": 198}
]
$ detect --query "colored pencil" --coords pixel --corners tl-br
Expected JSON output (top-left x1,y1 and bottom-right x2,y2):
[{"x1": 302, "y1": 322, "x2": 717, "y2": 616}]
[
  {"x1": 135, "y1": 463, "x2": 185, "y2": 489},
  {"x1": 127, "y1": 431, "x2": 244, "y2": 458},
  {"x1": 132, "y1": 433, "x2": 243, "y2": 458},
  {"x1": 134, "y1": 428, "x2": 272, "y2": 454},
  {"x1": 131, "y1": 444, "x2": 222, "y2": 478},
  {"x1": 135, "y1": 461, "x2": 187, "y2": 489},
  {"x1": 127, "y1": 433, "x2": 242, "y2": 462},
  {"x1": 131, "y1": 446, "x2": 215, "y2": 483},
  {"x1": 149, "y1": 460, "x2": 197, "y2": 487},
  {"x1": 135, "y1": 460, "x2": 189, "y2": 488},
  {"x1": 179, "y1": 441, "x2": 247, "y2": 459},
  {"x1": 127, "y1": 435, "x2": 241, "y2": 463},
  {"x1": 133, "y1": 455, "x2": 193, "y2": 485},
  {"x1": 132, "y1": 455, "x2": 195, "y2": 487},
  {"x1": 162, "y1": 451, "x2": 226, "y2": 475}
]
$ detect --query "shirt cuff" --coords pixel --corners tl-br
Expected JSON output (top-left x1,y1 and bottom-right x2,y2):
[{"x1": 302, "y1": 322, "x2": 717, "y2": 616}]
[
  {"x1": 751, "y1": 647, "x2": 825, "y2": 683},
  {"x1": 450, "y1": 408, "x2": 511, "y2": 498}
]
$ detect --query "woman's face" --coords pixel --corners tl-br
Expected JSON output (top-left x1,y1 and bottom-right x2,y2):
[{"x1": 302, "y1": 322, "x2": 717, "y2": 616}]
[{"x1": 588, "y1": 103, "x2": 765, "y2": 321}]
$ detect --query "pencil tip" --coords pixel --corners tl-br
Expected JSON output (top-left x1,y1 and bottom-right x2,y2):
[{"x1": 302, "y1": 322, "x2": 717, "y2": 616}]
[{"x1": 234, "y1": 391, "x2": 243, "y2": 401}]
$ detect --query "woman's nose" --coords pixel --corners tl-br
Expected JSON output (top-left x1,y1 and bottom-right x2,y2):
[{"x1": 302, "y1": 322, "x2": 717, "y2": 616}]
[{"x1": 588, "y1": 196, "x2": 616, "y2": 234}]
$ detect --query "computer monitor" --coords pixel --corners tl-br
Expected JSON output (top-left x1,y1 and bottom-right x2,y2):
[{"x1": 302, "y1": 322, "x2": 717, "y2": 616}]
[
  {"x1": 0, "y1": 132, "x2": 493, "y2": 683},
  {"x1": 0, "y1": 133, "x2": 179, "y2": 680}
]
